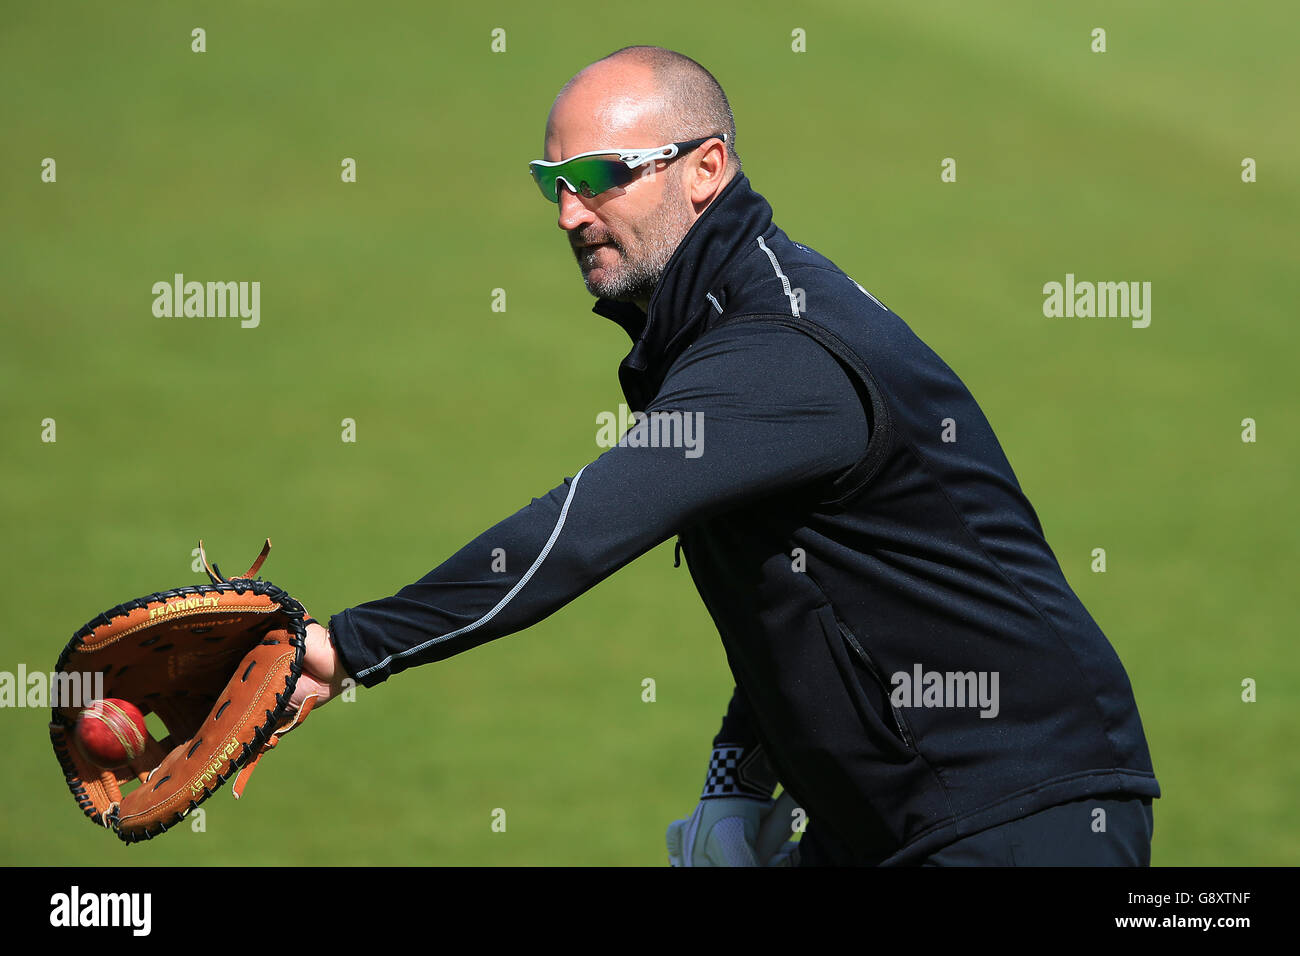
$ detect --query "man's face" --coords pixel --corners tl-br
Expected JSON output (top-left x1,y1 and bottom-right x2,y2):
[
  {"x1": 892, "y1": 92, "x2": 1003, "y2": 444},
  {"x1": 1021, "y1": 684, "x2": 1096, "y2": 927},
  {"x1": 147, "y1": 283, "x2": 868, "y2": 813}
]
[{"x1": 543, "y1": 74, "x2": 694, "y2": 305}]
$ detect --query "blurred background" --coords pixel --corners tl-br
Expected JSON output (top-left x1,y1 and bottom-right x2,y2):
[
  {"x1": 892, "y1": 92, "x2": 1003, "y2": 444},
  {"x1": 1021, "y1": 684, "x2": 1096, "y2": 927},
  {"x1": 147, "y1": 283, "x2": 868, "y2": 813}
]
[{"x1": 2, "y1": 0, "x2": 1296, "y2": 865}]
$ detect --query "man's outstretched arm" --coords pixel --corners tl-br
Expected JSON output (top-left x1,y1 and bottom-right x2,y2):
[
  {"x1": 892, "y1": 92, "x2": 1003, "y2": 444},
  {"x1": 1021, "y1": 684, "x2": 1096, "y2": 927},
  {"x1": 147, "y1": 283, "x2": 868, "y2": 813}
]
[{"x1": 292, "y1": 321, "x2": 870, "y2": 705}]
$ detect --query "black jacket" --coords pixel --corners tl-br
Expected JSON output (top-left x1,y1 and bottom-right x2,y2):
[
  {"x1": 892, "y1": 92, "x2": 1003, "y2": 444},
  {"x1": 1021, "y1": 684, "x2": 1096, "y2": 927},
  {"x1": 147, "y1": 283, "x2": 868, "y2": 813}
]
[{"x1": 330, "y1": 172, "x2": 1160, "y2": 864}]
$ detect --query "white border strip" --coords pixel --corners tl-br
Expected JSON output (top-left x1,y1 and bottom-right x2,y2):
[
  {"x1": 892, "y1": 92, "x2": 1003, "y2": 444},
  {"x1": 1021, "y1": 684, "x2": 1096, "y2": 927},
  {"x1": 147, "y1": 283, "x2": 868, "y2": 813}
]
[
  {"x1": 854, "y1": 280, "x2": 886, "y2": 311},
  {"x1": 356, "y1": 465, "x2": 589, "y2": 679},
  {"x1": 756, "y1": 236, "x2": 800, "y2": 317}
]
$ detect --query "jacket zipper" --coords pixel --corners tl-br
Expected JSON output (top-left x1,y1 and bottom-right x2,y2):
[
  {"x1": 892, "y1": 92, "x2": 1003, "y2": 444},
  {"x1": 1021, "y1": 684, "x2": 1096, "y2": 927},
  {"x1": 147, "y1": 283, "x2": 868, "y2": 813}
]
[{"x1": 837, "y1": 621, "x2": 916, "y2": 750}]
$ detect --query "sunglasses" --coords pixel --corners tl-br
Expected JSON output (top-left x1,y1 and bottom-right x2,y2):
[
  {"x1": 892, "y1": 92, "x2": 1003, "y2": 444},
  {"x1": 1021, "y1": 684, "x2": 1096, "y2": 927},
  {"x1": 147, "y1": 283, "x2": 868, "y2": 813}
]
[{"x1": 529, "y1": 134, "x2": 727, "y2": 203}]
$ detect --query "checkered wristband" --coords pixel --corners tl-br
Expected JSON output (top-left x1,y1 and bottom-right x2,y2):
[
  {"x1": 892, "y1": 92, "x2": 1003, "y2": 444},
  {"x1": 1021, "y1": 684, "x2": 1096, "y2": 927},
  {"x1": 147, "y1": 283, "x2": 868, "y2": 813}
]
[{"x1": 701, "y1": 744, "x2": 778, "y2": 800}]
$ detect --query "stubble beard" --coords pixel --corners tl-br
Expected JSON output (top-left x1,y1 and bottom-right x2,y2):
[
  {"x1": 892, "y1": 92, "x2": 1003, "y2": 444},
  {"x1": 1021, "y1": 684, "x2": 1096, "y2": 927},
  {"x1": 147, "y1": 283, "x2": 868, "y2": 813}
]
[{"x1": 574, "y1": 174, "x2": 692, "y2": 304}]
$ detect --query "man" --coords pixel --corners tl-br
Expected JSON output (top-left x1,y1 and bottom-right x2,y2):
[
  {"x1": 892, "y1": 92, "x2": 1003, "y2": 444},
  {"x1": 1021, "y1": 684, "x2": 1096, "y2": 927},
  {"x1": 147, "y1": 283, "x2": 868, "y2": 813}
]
[{"x1": 292, "y1": 46, "x2": 1160, "y2": 866}]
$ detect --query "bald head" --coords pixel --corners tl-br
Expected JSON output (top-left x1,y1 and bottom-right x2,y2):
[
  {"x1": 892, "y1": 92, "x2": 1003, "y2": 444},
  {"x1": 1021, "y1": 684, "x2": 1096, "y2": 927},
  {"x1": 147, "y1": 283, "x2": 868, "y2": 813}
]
[
  {"x1": 541, "y1": 47, "x2": 740, "y2": 306},
  {"x1": 548, "y1": 46, "x2": 741, "y2": 174}
]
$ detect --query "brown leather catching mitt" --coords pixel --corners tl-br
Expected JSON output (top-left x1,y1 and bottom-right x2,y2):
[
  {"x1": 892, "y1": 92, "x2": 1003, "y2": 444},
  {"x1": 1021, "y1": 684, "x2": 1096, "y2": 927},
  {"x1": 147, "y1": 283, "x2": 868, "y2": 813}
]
[{"x1": 49, "y1": 540, "x2": 317, "y2": 843}]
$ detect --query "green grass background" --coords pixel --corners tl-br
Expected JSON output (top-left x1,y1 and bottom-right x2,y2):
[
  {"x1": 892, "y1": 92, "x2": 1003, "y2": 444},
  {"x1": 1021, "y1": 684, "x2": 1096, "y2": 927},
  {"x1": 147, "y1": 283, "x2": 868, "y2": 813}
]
[{"x1": 2, "y1": 0, "x2": 1295, "y2": 866}]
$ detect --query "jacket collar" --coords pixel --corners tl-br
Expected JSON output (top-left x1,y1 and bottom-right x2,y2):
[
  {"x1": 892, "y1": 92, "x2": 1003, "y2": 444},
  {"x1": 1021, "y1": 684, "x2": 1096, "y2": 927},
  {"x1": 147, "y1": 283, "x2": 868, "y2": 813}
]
[{"x1": 592, "y1": 172, "x2": 775, "y2": 397}]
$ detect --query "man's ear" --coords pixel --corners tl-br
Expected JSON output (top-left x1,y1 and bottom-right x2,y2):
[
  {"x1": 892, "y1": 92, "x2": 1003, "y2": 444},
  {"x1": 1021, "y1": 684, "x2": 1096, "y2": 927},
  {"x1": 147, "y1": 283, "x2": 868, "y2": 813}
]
[{"x1": 689, "y1": 139, "x2": 730, "y2": 210}]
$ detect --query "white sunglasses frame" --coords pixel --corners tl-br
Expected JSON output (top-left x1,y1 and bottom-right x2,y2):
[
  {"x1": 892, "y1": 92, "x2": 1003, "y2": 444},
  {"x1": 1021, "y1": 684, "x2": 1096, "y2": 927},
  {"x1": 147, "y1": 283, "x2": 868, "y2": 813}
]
[{"x1": 529, "y1": 134, "x2": 729, "y2": 199}]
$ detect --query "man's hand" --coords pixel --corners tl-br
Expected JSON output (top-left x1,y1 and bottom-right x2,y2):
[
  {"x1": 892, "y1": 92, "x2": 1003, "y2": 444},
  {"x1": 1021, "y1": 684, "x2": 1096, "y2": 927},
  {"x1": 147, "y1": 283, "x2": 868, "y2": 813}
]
[
  {"x1": 667, "y1": 744, "x2": 799, "y2": 866},
  {"x1": 289, "y1": 621, "x2": 348, "y2": 712},
  {"x1": 666, "y1": 791, "x2": 799, "y2": 866}
]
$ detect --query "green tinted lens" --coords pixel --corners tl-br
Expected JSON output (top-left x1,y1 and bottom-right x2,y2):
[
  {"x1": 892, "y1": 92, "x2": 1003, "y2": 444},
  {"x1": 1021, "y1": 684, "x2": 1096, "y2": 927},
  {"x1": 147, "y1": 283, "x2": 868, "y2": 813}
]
[{"x1": 530, "y1": 155, "x2": 640, "y2": 203}]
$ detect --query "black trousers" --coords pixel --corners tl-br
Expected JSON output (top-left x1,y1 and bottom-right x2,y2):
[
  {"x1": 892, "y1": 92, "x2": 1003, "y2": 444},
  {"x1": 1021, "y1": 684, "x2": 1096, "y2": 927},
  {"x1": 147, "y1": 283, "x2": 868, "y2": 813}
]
[
  {"x1": 800, "y1": 794, "x2": 1154, "y2": 866},
  {"x1": 921, "y1": 794, "x2": 1154, "y2": 866}
]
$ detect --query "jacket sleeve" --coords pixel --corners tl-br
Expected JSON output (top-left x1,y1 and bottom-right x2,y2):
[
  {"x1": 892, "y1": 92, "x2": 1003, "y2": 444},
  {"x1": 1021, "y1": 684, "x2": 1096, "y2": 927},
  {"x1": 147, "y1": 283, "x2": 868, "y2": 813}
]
[
  {"x1": 714, "y1": 685, "x2": 763, "y2": 751},
  {"x1": 328, "y1": 321, "x2": 871, "y2": 687}
]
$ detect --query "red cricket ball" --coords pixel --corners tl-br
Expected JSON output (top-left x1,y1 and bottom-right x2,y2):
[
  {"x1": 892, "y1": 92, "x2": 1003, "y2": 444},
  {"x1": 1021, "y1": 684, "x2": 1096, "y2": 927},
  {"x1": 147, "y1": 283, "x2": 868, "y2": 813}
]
[{"x1": 75, "y1": 698, "x2": 148, "y2": 769}]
